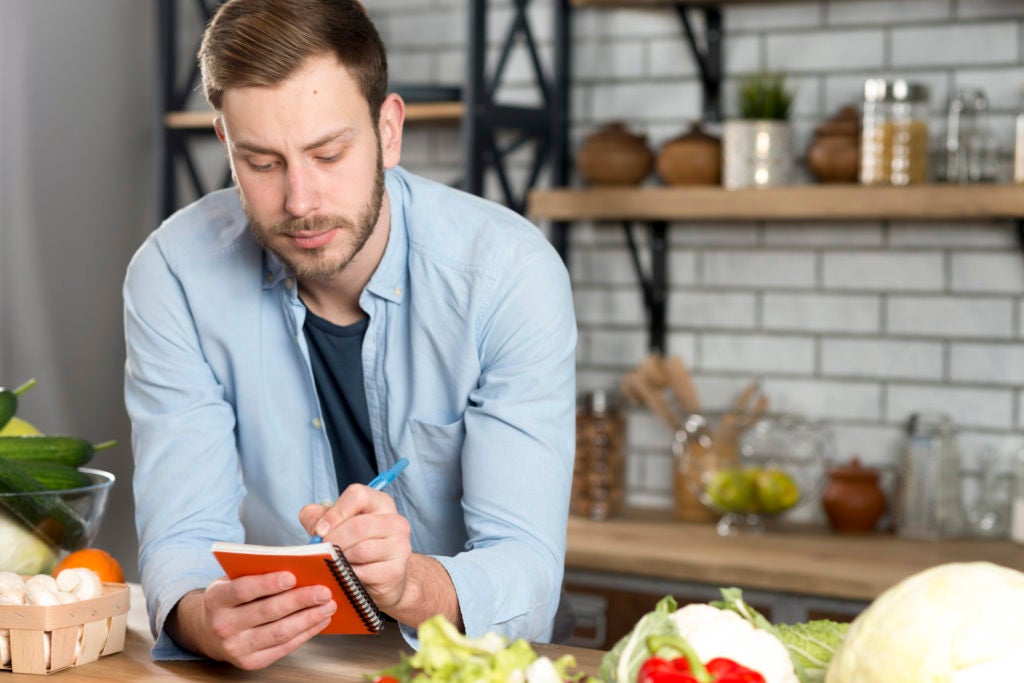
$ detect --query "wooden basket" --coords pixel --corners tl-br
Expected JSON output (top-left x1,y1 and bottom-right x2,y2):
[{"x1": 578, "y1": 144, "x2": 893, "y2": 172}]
[{"x1": 0, "y1": 582, "x2": 129, "y2": 675}]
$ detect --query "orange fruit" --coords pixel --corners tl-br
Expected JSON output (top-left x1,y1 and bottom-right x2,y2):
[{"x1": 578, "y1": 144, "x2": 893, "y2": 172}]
[{"x1": 52, "y1": 548, "x2": 125, "y2": 583}]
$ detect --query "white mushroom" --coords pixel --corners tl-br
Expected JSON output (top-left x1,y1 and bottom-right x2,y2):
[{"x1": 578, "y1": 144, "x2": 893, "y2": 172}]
[
  {"x1": 56, "y1": 568, "x2": 102, "y2": 601},
  {"x1": 0, "y1": 572, "x2": 25, "y2": 605},
  {"x1": 24, "y1": 574, "x2": 58, "y2": 593},
  {"x1": 25, "y1": 584, "x2": 61, "y2": 606},
  {"x1": 57, "y1": 591, "x2": 79, "y2": 604}
]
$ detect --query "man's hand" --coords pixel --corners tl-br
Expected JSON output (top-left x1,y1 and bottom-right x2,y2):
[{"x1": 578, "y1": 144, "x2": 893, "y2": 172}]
[
  {"x1": 299, "y1": 484, "x2": 461, "y2": 629},
  {"x1": 166, "y1": 572, "x2": 337, "y2": 670}
]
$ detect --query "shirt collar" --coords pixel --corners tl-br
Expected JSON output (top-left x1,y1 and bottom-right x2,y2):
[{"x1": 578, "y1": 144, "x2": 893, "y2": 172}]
[{"x1": 363, "y1": 167, "x2": 409, "y2": 305}]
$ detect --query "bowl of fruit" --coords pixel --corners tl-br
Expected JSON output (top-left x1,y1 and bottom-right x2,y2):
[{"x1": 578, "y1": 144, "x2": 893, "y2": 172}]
[
  {"x1": 0, "y1": 379, "x2": 117, "y2": 575},
  {"x1": 674, "y1": 413, "x2": 832, "y2": 535}
]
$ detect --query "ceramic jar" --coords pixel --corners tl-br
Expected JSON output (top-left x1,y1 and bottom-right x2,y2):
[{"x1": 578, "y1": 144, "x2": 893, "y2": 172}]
[
  {"x1": 656, "y1": 123, "x2": 722, "y2": 186},
  {"x1": 576, "y1": 122, "x2": 654, "y2": 186},
  {"x1": 807, "y1": 106, "x2": 861, "y2": 183},
  {"x1": 821, "y1": 457, "x2": 886, "y2": 534},
  {"x1": 722, "y1": 120, "x2": 794, "y2": 189}
]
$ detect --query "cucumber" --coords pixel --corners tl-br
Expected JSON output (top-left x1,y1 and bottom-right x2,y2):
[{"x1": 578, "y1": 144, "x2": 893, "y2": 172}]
[
  {"x1": 0, "y1": 378, "x2": 37, "y2": 431},
  {"x1": 0, "y1": 435, "x2": 117, "y2": 466},
  {"x1": 8, "y1": 460, "x2": 93, "y2": 491},
  {"x1": 0, "y1": 456, "x2": 87, "y2": 549}
]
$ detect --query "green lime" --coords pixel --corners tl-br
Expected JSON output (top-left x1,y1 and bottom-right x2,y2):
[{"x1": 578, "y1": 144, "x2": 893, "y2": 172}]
[
  {"x1": 706, "y1": 468, "x2": 757, "y2": 513},
  {"x1": 754, "y1": 468, "x2": 800, "y2": 514}
]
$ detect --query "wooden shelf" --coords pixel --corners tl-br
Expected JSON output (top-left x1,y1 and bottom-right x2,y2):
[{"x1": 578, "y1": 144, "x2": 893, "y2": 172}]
[
  {"x1": 163, "y1": 101, "x2": 465, "y2": 130},
  {"x1": 528, "y1": 184, "x2": 1024, "y2": 222}
]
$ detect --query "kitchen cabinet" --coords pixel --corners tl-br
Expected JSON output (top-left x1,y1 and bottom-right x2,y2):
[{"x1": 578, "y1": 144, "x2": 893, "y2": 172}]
[{"x1": 561, "y1": 512, "x2": 1024, "y2": 649}]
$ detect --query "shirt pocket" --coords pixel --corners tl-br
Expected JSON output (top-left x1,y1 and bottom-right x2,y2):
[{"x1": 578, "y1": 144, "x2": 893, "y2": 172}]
[{"x1": 408, "y1": 417, "x2": 465, "y2": 499}]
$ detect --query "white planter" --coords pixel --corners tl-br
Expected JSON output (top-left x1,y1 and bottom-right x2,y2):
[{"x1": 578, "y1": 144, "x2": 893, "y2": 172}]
[{"x1": 722, "y1": 120, "x2": 794, "y2": 189}]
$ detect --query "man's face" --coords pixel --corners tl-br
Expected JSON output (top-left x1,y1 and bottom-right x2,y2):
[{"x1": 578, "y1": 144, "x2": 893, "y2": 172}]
[{"x1": 216, "y1": 55, "x2": 390, "y2": 281}]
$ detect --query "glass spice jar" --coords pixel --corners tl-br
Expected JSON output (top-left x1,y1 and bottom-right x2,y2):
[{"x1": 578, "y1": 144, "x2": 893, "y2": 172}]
[
  {"x1": 860, "y1": 78, "x2": 930, "y2": 186},
  {"x1": 572, "y1": 390, "x2": 626, "y2": 521}
]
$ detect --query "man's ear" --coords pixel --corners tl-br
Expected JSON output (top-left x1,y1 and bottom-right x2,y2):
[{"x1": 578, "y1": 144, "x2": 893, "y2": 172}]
[
  {"x1": 377, "y1": 93, "x2": 405, "y2": 169},
  {"x1": 213, "y1": 116, "x2": 227, "y2": 144}
]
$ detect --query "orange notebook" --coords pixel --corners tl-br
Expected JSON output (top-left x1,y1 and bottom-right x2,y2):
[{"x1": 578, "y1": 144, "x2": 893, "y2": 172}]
[{"x1": 211, "y1": 541, "x2": 384, "y2": 635}]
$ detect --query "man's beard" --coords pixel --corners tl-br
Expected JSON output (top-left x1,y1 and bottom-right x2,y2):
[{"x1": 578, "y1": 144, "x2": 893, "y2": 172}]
[{"x1": 244, "y1": 156, "x2": 385, "y2": 281}]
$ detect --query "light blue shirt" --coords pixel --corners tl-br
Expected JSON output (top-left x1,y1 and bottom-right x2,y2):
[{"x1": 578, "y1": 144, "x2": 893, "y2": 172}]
[{"x1": 123, "y1": 167, "x2": 577, "y2": 659}]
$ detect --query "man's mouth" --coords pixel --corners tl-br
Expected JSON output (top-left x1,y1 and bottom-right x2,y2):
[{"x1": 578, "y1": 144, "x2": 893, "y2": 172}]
[{"x1": 287, "y1": 228, "x2": 337, "y2": 250}]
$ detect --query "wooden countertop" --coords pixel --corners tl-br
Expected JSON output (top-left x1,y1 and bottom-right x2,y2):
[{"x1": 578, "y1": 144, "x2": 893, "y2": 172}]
[
  {"x1": 565, "y1": 514, "x2": 1024, "y2": 602},
  {"x1": 4, "y1": 585, "x2": 604, "y2": 682}
]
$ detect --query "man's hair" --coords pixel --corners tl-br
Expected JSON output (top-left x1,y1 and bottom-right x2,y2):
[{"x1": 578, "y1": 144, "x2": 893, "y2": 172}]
[{"x1": 198, "y1": 0, "x2": 388, "y2": 121}]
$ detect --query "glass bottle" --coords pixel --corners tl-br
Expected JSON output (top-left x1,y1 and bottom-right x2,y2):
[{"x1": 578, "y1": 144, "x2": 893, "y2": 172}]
[
  {"x1": 1015, "y1": 86, "x2": 1024, "y2": 185},
  {"x1": 860, "y1": 79, "x2": 930, "y2": 186},
  {"x1": 572, "y1": 390, "x2": 626, "y2": 521},
  {"x1": 894, "y1": 412, "x2": 964, "y2": 540},
  {"x1": 1011, "y1": 449, "x2": 1024, "y2": 544}
]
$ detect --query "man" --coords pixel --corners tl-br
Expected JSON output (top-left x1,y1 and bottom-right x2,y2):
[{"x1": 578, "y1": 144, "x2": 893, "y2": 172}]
[{"x1": 123, "y1": 0, "x2": 576, "y2": 670}]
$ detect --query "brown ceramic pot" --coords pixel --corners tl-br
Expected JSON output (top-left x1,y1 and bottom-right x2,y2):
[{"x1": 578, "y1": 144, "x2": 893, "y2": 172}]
[
  {"x1": 806, "y1": 105, "x2": 861, "y2": 183},
  {"x1": 657, "y1": 123, "x2": 722, "y2": 186},
  {"x1": 807, "y1": 134, "x2": 860, "y2": 183},
  {"x1": 576, "y1": 122, "x2": 654, "y2": 186},
  {"x1": 821, "y1": 457, "x2": 886, "y2": 534}
]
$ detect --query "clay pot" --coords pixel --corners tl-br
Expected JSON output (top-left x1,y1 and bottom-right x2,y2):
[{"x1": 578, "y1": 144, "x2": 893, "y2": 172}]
[
  {"x1": 576, "y1": 122, "x2": 654, "y2": 186},
  {"x1": 657, "y1": 123, "x2": 722, "y2": 186},
  {"x1": 807, "y1": 134, "x2": 860, "y2": 183},
  {"x1": 821, "y1": 457, "x2": 886, "y2": 534},
  {"x1": 806, "y1": 105, "x2": 861, "y2": 184}
]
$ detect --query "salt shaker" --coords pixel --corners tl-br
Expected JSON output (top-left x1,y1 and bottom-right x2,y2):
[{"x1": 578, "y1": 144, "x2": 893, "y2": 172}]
[{"x1": 572, "y1": 390, "x2": 626, "y2": 520}]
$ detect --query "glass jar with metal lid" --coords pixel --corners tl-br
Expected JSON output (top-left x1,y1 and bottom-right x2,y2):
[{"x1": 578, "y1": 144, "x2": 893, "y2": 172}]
[{"x1": 860, "y1": 78, "x2": 930, "y2": 185}]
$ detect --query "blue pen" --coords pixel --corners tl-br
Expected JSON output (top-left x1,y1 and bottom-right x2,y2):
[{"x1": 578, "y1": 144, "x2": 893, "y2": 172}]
[{"x1": 309, "y1": 457, "x2": 410, "y2": 544}]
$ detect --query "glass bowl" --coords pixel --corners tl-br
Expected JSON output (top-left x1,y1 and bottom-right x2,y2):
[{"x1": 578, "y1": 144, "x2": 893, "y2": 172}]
[
  {"x1": 0, "y1": 468, "x2": 115, "y2": 574},
  {"x1": 674, "y1": 415, "x2": 832, "y2": 535}
]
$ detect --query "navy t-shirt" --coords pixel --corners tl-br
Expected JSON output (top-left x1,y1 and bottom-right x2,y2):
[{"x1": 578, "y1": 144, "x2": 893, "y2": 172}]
[{"x1": 303, "y1": 309, "x2": 378, "y2": 493}]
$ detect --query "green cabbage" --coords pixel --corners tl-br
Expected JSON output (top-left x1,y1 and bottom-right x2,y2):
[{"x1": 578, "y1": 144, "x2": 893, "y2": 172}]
[
  {"x1": 0, "y1": 508, "x2": 57, "y2": 574},
  {"x1": 774, "y1": 620, "x2": 849, "y2": 683},
  {"x1": 825, "y1": 562, "x2": 1024, "y2": 683}
]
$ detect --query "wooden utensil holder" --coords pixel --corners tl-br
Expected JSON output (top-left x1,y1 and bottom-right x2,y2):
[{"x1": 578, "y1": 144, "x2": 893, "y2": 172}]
[{"x1": 0, "y1": 582, "x2": 129, "y2": 675}]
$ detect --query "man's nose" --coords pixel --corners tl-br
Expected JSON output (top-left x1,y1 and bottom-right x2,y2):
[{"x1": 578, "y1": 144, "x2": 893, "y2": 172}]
[{"x1": 284, "y1": 163, "x2": 320, "y2": 217}]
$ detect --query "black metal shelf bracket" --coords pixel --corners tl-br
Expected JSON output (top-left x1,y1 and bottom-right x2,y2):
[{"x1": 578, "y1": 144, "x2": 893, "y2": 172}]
[
  {"x1": 674, "y1": 3, "x2": 723, "y2": 123},
  {"x1": 158, "y1": 0, "x2": 226, "y2": 218},
  {"x1": 464, "y1": 0, "x2": 572, "y2": 220},
  {"x1": 623, "y1": 221, "x2": 669, "y2": 355}
]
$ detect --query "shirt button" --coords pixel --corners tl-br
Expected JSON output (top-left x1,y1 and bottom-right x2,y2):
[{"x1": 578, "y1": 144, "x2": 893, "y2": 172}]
[
  {"x1": 284, "y1": 277, "x2": 294, "y2": 289},
  {"x1": 312, "y1": 418, "x2": 323, "y2": 429},
  {"x1": 394, "y1": 287, "x2": 403, "y2": 297},
  {"x1": 266, "y1": 273, "x2": 273, "y2": 282}
]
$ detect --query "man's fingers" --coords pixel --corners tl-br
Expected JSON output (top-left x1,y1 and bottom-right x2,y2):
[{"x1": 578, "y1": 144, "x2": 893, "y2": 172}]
[
  {"x1": 206, "y1": 572, "x2": 297, "y2": 609},
  {"x1": 224, "y1": 606, "x2": 336, "y2": 671},
  {"x1": 317, "y1": 485, "x2": 397, "y2": 538}
]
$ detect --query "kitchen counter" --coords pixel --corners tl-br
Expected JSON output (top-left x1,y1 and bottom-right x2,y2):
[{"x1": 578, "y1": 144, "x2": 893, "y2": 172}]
[
  {"x1": 565, "y1": 513, "x2": 1024, "y2": 602},
  {"x1": 3, "y1": 585, "x2": 605, "y2": 682}
]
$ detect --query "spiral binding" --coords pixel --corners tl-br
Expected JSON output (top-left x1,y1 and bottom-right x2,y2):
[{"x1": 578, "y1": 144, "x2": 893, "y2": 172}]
[{"x1": 325, "y1": 545, "x2": 384, "y2": 633}]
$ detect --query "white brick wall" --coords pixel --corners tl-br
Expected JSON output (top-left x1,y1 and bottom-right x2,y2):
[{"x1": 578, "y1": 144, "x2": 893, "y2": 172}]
[{"x1": 377, "y1": 0, "x2": 1024, "y2": 519}]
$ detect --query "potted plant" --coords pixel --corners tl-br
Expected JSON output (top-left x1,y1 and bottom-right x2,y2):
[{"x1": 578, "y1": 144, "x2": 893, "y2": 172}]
[{"x1": 722, "y1": 72, "x2": 796, "y2": 189}]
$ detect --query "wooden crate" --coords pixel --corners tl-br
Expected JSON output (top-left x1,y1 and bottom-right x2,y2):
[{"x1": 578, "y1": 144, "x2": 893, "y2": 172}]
[{"x1": 0, "y1": 582, "x2": 129, "y2": 675}]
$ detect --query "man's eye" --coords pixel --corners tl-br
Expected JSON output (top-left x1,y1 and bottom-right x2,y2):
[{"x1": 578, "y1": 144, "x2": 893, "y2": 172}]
[
  {"x1": 249, "y1": 161, "x2": 275, "y2": 172},
  {"x1": 316, "y1": 153, "x2": 341, "y2": 164}
]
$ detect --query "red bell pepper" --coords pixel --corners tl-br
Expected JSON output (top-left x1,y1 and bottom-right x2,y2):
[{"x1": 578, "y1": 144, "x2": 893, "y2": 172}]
[{"x1": 638, "y1": 635, "x2": 766, "y2": 683}]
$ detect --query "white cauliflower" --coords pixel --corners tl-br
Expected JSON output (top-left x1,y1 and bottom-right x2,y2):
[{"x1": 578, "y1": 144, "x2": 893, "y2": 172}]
[{"x1": 670, "y1": 604, "x2": 800, "y2": 683}]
